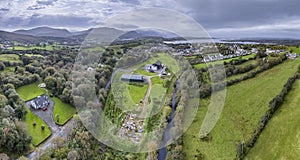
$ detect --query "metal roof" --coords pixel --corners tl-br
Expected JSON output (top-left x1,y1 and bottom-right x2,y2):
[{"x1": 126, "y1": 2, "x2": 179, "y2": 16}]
[{"x1": 121, "y1": 74, "x2": 144, "y2": 81}]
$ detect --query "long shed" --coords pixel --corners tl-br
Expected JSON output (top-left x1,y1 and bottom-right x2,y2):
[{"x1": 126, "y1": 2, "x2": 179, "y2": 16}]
[{"x1": 121, "y1": 74, "x2": 144, "y2": 82}]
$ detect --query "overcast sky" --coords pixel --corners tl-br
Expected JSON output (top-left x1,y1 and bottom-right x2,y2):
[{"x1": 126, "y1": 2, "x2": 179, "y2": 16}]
[{"x1": 0, "y1": 0, "x2": 299, "y2": 38}]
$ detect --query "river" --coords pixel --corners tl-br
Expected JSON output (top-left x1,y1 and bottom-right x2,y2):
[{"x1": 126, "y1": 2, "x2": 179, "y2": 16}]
[{"x1": 157, "y1": 79, "x2": 180, "y2": 160}]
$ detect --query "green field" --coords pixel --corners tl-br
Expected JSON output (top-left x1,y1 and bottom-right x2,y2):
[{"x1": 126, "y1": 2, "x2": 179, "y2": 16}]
[
  {"x1": 226, "y1": 62, "x2": 259, "y2": 81},
  {"x1": 112, "y1": 53, "x2": 172, "y2": 111},
  {"x1": 9, "y1": 45, "x2": 55, "y2": 51},
  {"x1": 17, "y1": 83, "x2": 76, "y2": 125},
  {"x1": 23, "y1": 107, "x2": 51, "y2": 146},
  {"x1": 194, "y1": 54, "x2": 256, "y2": 69},
  {"x1": 17, "y1": 83, "x2": 50, "y2": 146},
  {"x1": 85, "y1": 46, "x2": 105, "y2": 52},
  {"x1": 183, "y1": 59, "x2": 299, "y2": 159},
  {"x1": 52, "y1": 97, "x2": 76, "y2": 125},
  {"x1": 287, "y1": 46, "x2": 300, "y2": 53},
  {"x1": 0, "y1": 54, "x2": 21, "y2": 63},
  {"x1": 149, "y1": 84, "x2": 166, "y2": 107},
  {"x1": 111, "y1": 72, "x2": 147, "y2": 111},
  {"x1": 151, "y1": 76, "x2": 164, "y2": 85},
  {"x1": 134, "y1": 69, "x2": 157, "y2": 76},
  {"x1": 246, "y1": 80, "x2": 300, "y2": 159},
  {"x1": 16, "y1": 83, "x2": 46, "y2": 101},
  {"x1": 128, "y1": 83, "x2": 148, "y2": 106}
]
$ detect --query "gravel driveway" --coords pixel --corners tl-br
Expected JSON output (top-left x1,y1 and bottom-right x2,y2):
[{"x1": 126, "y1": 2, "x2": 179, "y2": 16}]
[{"x1": 26, "y1": 97, "x2": 59, "y2": 132}]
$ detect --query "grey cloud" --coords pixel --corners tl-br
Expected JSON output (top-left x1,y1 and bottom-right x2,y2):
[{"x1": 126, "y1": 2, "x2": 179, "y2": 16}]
[
  {"x1": 110, "y1": 0, "x2": 140, "y2": 5},
  {"x1": 27, "y1": 5, "x2": 46, "y2": 10},
  {"x1": 36, "y1": 0, "x2": 58, "y2": 6},
  {"x1": 179, "y1": 0, "x2": 300, "y2": 29},
  {"x1": 27, "y1": 0, "x2": 58, "y2": 10},
  {"x1": 1, "y1": 0, "x2": 300, "y2": 38},
  {"x1": 0, "y1": 14, "x2": 96, "y2": 30},
  {"x1": 0, "y1": 8, "x2": 9, "y2": 12}
]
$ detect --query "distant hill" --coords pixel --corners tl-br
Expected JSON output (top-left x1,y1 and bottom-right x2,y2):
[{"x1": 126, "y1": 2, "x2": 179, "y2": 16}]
[
  {"x1": 0, "y1": 30, "x2": 40, "y2": 43},
  {"x1": 72, "y1": 28, "x2": 93, "y2": 36},
  {"x1": 14, "y1": 27, "x2": 73, "y2": 37},
  {"x1": 120, "y1": 30, "x2": 178, "y2": 39},
  {"x1": 1, "y1": 27, "x2": 180, "y2": 44}
]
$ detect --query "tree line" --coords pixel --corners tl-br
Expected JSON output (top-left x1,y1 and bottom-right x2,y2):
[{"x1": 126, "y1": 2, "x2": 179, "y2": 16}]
[{"x1": 0, "y1": 84, "x2": 31, "y2": 155}]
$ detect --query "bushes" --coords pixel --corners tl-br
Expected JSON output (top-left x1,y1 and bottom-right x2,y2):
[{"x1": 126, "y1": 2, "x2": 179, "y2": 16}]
[
  {"x1": 0, "y1": 62, "x2": 5, "y2": 71},
  {"x1": 227, "y1": 56, "x2": 286, "y2": 87},
  {"x1": 200, "y1": 56, "x2": 286, "y2": 98}
]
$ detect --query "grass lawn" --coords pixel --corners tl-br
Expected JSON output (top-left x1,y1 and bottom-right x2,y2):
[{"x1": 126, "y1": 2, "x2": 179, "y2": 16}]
[
  {"x1": 16, "y1": 83, "x2": 46, "y2": 101},
  {"x1": 0, "y1": 54, "x2": 21, "y2": 63},
  {"x1": 10, "y1": 45, "x2": 55, "y2": 51},
  {"x1": 183, "y1": 59, "x2": 299, "y2": 159},
  {"x1": 134, "y1": 68, "x2": 157, "y2": 76},
  {"x1": 143, "y1": 84, "x2": 167, "y2": 131},
  {"x1": 151, "y1": 76, "x2": 164, "y2": 85},
  {"x1": 52, "y1": 97, "x2": 76, "y2": 125},
  {"x1": 111, "y1": 71, "x2": 151, "y2": 111},
  {"x1": 194, "y1": 54, "x2": 256, "y2": 69},
  {"x1": 146, "y1": 84, "x2": 167, "y2": 114},
  {"x1": 246, "y1": 80, "x2": 300, "y2": 160},
  {"x1": 23, "y1": 107, "x2": 51, "y2": 146},
  {"x1": 128, "y1": 83, "x2": 148, "y2": 105},
  {"x1": 287, "y1": 46, "x2": 300, "y2": 53},
  {"x1": 17, "y1": 83, "x2": 76, "y2": 125}
]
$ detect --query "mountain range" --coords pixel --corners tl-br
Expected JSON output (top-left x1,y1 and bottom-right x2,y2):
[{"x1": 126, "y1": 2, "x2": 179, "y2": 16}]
[{"x1": 0, "y1": 26, "x2": 178, "y2": 44}]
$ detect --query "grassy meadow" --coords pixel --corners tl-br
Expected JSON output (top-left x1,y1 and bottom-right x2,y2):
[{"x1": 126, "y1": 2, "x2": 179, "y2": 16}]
[
  {"x1": 9, "y1": 45, "x2": 56, "y2": 51},
  {"x1": 128, "y1": 83, "x2": 149, "y2": 105},
  {"x1": 16, "y1": 83, "x2": 46, "y2": 101},
  {"x1": 287, "y1": 46, "x2": 300, "y2": 53},
  {"x1": 0, "y1": 54, "x2": 21, "y2": 63},
  {"x1": 52, "y1": 97, "x2": 76, "y2": 125},
  {"x1": 23, "y1": 107, "x2": 51, "y2": 146},
  {"x1": 17, "y1": 83, "x2": 76, "y2": 144},
  {"x1": 246, "y1": 80, "x2": 300, "y2": 160},
  {"x1": 183, "y1": 59, "x2": 299, "y2": 159}
]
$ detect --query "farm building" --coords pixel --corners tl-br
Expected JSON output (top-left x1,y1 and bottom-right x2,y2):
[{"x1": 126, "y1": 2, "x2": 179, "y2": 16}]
[
  {"x1": 30, "y1": 94, "x2": 50, "y2": 110},
  {"x1": 121, "y1": 74, "x2": 144, "y2": 82},
  {"x1": 145, "y1": 60, "x2": 164, "y2": 72},
  {"x1": 286, "y1": 53, "x2": 298, "y2": 59},
  {"x1": 153, "y1": 60, "x2": 163, "y2": 70}
]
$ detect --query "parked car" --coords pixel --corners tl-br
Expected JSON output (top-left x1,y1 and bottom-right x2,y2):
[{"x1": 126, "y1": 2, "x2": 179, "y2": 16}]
[{"x1": 43, "y1": 107, "x2": 48, "y2": 111}]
